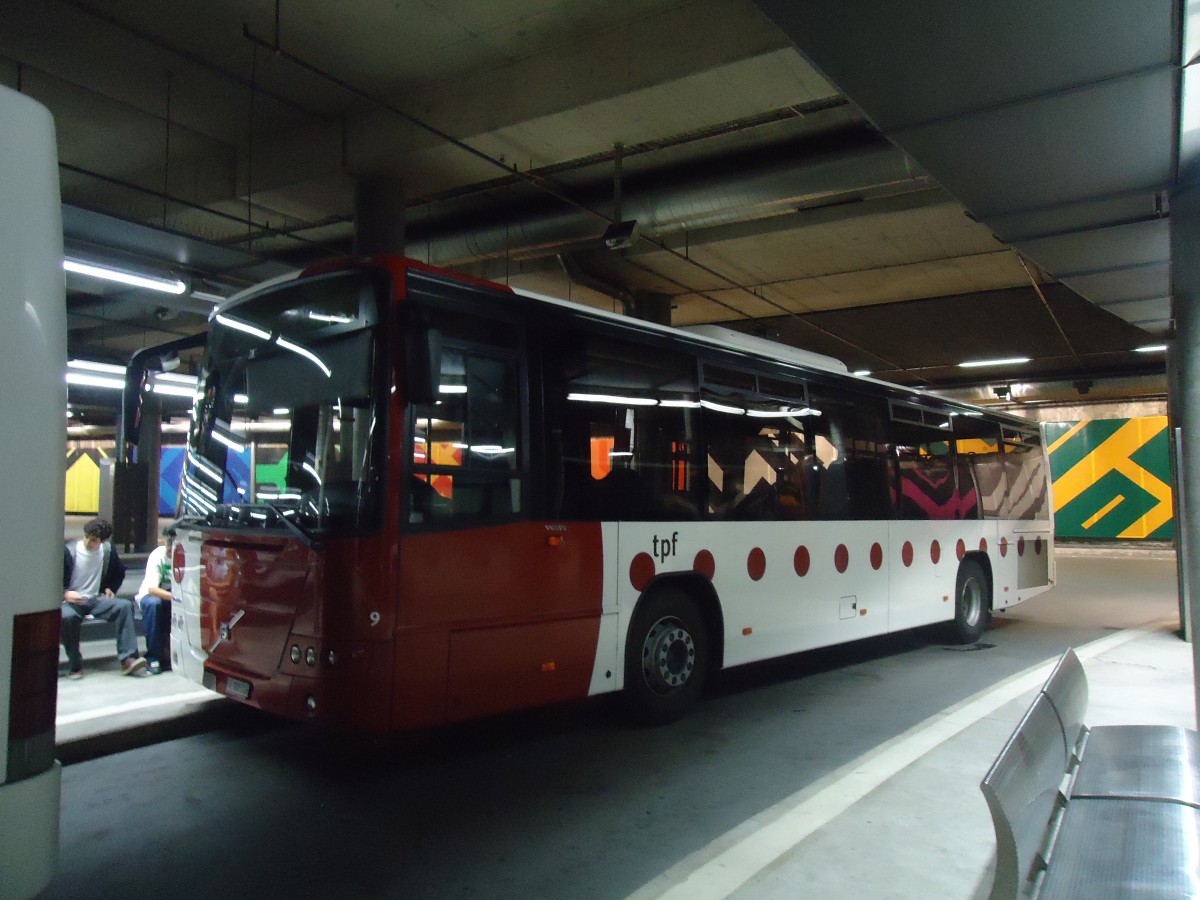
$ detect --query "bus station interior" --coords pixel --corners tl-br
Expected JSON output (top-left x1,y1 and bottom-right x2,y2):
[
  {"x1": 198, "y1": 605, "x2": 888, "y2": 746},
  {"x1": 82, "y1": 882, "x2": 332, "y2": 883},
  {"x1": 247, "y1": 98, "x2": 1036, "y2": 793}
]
[{"x1": 6, "y1": 1, "x2": 1200, "y2": 897}]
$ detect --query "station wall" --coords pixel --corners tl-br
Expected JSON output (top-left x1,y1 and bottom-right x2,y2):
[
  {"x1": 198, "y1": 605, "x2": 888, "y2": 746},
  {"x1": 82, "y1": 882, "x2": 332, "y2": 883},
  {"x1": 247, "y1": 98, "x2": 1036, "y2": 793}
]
[{"x1": 1044, "y1": 416, "x2": 1173, "y2": 540}]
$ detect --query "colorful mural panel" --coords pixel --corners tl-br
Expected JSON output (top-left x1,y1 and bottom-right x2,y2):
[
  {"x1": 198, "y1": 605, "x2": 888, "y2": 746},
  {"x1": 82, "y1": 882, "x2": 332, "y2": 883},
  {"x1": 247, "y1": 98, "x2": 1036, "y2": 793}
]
[
  {"x1": 1045, "y1": 416, "x2": 1174, "y2": 540},
  {"x1": 65, "y1": 447, "x2": 107, "y2": 514}
]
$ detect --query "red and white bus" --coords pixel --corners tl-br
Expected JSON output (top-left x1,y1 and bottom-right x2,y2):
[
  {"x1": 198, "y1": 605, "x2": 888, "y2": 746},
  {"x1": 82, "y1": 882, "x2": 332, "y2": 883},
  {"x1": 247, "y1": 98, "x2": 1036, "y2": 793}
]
[
  {"x1": 0, "y1": 86, "x2": 64, "y2": 896},
  {"x1": 170, "y1": 256, "x2": 1053, "y2": 731}
]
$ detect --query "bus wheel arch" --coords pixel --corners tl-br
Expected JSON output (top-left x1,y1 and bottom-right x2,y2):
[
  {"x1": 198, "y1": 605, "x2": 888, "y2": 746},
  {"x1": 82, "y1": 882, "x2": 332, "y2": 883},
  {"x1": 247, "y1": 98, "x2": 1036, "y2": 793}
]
[
  {"x1": 622, "y1": 576, "x2": 721, "y2": 724},
  {"x1": 947, "y1": 553, "x2": 991, "y2": 644}
]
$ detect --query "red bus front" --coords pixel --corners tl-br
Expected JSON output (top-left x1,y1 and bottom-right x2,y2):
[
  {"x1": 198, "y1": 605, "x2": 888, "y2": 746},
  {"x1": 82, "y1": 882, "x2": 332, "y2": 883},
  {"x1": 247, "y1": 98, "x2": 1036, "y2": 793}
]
[
  {"x1": 177, "y1": 263, "x2": 403, "y2": 730},
  {"x1": 175, "y1": 258, "x2": 608, "y2": 731}
]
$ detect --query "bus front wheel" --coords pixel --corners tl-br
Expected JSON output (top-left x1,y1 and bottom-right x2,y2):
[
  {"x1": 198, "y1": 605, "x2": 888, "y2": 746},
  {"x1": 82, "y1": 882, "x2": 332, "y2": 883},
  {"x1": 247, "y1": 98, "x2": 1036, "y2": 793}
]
[
  {"x1": 948, "y1": 558, "x2": 989, "y2": 644},
  {"x1": 623, "y1": 588, "x2": 710, "y2": 725}
]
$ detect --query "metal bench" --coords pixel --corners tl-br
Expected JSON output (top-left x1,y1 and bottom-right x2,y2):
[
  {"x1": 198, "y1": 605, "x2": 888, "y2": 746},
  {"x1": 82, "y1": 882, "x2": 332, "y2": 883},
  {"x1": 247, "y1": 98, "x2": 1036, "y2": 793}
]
[{"x1": 980, "y1": 647, "x2": 1200, "y2": 899}]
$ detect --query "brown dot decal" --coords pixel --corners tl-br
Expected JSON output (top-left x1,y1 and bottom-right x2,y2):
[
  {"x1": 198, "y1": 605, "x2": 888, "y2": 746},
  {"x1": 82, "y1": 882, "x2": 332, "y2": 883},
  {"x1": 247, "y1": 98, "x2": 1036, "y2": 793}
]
[
  {"x1": 1018, "y1": 537, "x2": 1026, "y2": 556},
  {"x1": 870, "y1": 542, "x2": 883, "y2": 570},
  {"x1": 747, "y1": 547, "x2": 766, "y2": 581},
  {"x1": 693, "y1": 549, "x2": 715, "y2": 580},
  {"x1": 834, "y1": 544, "x2": 849, "y2": 574},
  {"x1": 956, "y1": 538, "x2": 966, "y2": 561},
  {"x1": 931, "y1": 540, "x2": 941, "y2": 564},
  {"x1": 1000, "y1": 537, "x2": 1009, "y2": 557},
  {"x1": 630, "y1": 552, "x2": 655, "y2": 591},
  {"x1": 1035, "y1": 537, "x2": 1043, "y2": 555},
  {"x1": 979, "y1": 538, "x2": 988, "y2": 554},
  {"x1": 902, "y1": 541, "x2": 914, "y2": 568},
  {"x1": 794, "y1": 546, "x2": 811, "y2": 577}
]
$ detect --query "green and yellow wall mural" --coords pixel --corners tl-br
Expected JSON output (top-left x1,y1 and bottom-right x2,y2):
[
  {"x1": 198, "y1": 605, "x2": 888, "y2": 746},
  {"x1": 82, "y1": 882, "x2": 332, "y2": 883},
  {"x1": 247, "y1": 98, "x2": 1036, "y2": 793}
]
[{"x1": 1045, "y1": 416, "x2": 1174, "y2": 540}]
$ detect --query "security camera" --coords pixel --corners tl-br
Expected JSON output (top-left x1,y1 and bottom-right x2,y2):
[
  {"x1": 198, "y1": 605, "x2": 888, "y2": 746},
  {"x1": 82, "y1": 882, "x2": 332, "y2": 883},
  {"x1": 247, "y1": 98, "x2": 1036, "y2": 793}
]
[{"x1": 602, "y1": 220, "x2": 639, "y2": 250}]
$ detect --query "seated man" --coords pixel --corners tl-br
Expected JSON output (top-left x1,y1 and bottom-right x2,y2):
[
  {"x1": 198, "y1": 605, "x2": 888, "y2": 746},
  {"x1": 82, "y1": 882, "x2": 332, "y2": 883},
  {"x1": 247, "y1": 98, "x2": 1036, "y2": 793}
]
[
  {"x1": 62, "y1": 516, "x2": 146, "y2": 678},
  {"x1": 134, "y1": 525, "x2": 175, "y2": 674}
]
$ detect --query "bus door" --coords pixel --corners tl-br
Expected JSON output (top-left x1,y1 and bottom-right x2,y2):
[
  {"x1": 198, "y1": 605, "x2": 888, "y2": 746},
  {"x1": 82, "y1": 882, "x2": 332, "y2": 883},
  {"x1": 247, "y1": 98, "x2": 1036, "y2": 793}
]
[{"x1": 398, "y1": 299, "x2": 604, "y2": 726}]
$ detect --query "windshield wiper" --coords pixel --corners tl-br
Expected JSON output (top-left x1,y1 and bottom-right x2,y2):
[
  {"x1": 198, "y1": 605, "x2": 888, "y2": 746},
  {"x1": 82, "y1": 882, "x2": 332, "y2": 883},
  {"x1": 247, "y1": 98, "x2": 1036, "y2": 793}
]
[{"x1": 257, "y1": 500, "x2": 317, "y2": 547}]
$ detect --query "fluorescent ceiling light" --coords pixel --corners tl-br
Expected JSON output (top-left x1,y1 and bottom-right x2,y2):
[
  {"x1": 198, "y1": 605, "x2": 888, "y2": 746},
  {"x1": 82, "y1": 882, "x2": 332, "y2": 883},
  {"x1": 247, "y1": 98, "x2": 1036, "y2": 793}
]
[
  {"x1": 1134, "y1": 344, "x2": 1168, "y2": 353},
  {"x1": 66, "y1": 372, "x2": 124, "y2": 390},
  {"x1": 191, "y1": 290, "x2": 226, "y2": 304},
  {"x1": 153, "y1": 372, "x2": 198, "y2": 385},
  {"x1": 151, "y1": 383, "x2": 197, "y2": 398},
  {"x1": 957, "y1": 356, "x2": 1031, "y2": 369},
  {"x1": 68, "y1": 359, "x2": 126, "y2": 375},
  {"x1": 64, "y1": 259, "x2": 186, "y2": 295},
  {"x1": 852, "y1": 370, "x2": 871, "y2": 377}
]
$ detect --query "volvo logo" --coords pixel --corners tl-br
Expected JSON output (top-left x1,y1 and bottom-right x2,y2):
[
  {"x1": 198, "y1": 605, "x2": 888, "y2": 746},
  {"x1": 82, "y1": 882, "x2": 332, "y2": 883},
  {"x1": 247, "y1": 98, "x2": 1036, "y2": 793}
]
[{"x1": 208, "y1": 608, "x2": 245, "y2": 654}]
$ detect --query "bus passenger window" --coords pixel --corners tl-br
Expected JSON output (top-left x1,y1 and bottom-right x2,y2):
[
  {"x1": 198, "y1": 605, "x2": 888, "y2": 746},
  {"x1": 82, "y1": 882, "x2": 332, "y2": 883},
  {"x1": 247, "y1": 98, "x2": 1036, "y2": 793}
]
[
  {"x1": 1001, "y1": 428, "x2": 1049, "y2": 521},
  {"x1": 808, "y1": 385, "x2": 890, "y2": 521},
  {"x1": 408, "y1": 348, "x2": 523, "y2": 525},
  {"x1": 548, "y1": 331, "x2": 699, "y2": 522},
  {"x1": 954, "y1": 417, "x2": 1003, "y2": 519}
]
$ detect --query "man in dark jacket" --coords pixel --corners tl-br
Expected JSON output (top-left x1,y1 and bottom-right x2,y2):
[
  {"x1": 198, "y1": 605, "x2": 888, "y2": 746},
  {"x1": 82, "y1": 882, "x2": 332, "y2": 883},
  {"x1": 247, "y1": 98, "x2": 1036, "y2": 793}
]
[{"x1": 62, "y1": 516, "x2": 146, "y2": 678}]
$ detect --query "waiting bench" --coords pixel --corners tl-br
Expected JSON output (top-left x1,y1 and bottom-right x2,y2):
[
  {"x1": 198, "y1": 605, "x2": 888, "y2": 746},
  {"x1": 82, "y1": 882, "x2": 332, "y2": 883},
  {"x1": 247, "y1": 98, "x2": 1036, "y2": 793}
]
[{"x1": 981, "y1": 647, "x2": 1200, "y2": 899}]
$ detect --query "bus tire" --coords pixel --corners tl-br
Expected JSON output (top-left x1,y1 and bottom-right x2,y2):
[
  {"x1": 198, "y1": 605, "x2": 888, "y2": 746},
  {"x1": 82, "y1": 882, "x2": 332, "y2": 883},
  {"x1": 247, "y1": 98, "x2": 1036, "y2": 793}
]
[
  {"x1": 948, "y1": 558, "x2": 989, "y2": 644},
  {"x1": 623, "y1": 588, "x2": 710, "y2": 725}
]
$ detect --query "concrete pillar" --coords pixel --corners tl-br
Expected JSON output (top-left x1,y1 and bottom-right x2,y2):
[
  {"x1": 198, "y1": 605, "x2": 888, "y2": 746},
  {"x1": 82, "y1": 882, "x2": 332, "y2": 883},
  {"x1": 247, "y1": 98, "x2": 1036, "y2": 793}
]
[
  {"x1": 353, "y1": 174, "x2": 406, "y2": 257},
  {"x1": 628, "y1": 291, "x2": 672, "y2": 326},
  {"x1": 1169, "y1": 182, "x2": 1200, "y2": 723},
  {"x1": 136, "y1": 391, "x2": 162, "y2": 552}
]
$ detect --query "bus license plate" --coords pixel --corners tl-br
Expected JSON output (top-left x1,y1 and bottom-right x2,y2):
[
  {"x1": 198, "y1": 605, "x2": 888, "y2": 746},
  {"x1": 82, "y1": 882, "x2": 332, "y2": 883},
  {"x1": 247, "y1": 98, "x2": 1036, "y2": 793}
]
[{"x1": 225, "y1": 677, "x2": 252, "y2": 701}]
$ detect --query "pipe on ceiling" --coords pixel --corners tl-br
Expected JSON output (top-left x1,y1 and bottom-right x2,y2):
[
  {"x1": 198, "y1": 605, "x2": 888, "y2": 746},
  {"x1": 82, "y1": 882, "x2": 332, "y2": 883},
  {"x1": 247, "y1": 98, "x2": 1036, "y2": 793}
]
[{"x1": 407, "y1": 134, "x2": 930, "y2": 266}]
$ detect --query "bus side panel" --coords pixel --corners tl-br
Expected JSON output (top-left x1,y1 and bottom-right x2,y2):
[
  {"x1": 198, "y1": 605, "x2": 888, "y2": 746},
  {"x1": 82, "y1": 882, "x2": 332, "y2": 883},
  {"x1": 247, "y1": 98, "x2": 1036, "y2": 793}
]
[
  {"x1": 392, "y1": 521, "x2": 604, "y2": 728},
  {"x1": 445, "y1": 617, "x2": 603, "y2": 722},
  {"x1": 0, "y1": 86, "x2": 65, "y2": 898},
  {"x1": 612, "y1": 521, "x2": 894, "y2": 674},
  {"x1": 887, "y1": 521, "x2": 997, "y2": 633},
  {"x1": 1014, "y1": 530, "x2": 1053, "y2": 596}
]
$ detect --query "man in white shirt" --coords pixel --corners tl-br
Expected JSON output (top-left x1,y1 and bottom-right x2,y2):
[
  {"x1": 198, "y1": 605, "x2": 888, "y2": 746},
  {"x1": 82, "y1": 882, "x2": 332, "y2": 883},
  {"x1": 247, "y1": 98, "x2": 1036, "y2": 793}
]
[
  {"x1": 134, "y1": 526, "x2": 175, "y2": 674},
  {"x1": 62, "y1": 517, "x2": 146, "y2": 678}
]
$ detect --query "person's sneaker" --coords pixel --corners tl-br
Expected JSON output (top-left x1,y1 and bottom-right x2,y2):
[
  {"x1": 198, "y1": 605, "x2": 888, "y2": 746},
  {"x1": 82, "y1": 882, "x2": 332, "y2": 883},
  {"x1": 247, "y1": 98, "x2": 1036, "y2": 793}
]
[
  {"x1": 66, "y1": 669, "x2": 84, "y2": 680},
  {"x1": 120, "y1": 656, "x2": 147, "y2": 676},
  {"x1": 146, "y1": 660, "x2": 162, "y2": 675}
]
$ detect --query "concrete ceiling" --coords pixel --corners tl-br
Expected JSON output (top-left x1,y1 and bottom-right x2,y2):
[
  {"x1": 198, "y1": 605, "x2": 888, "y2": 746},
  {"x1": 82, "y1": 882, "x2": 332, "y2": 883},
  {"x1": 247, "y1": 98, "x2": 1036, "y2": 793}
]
[{"x1": 0, "y1": 0, "x2": 1176, "y2": 422}]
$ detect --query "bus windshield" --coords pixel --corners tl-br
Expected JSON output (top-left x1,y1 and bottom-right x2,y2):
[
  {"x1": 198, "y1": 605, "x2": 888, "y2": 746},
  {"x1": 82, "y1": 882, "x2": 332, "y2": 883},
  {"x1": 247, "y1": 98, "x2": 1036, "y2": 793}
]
[{"x1": 179, "y1": 270, "x2": 387, "y2": 537}]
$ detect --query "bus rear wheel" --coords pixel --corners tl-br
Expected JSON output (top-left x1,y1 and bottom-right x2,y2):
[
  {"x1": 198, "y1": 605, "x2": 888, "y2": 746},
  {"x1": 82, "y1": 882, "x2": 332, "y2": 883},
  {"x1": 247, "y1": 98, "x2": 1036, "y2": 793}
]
[
  {"x1": 624, "y1": 588, "x2": 709, "y2": 725},
  {"x1": 948, "y1": 558, "x2": 989, "y2": 644}
]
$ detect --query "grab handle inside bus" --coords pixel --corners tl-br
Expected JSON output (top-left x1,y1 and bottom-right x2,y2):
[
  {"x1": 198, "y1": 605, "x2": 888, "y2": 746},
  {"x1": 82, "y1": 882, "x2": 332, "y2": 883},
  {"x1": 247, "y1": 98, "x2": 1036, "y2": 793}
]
[{"x1": 403, "y1": 307, "x2": 442, "y2": 406}]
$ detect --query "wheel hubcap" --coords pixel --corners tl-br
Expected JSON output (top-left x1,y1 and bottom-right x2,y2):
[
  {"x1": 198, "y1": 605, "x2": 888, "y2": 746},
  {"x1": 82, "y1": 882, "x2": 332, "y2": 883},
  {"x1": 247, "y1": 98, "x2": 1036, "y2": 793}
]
[
  {"x1": 961, "y1": 577, "x2": 983, "y2": 626},
  {"x1": 641, "y1": 616, "x2": 696, "y2": 695}
]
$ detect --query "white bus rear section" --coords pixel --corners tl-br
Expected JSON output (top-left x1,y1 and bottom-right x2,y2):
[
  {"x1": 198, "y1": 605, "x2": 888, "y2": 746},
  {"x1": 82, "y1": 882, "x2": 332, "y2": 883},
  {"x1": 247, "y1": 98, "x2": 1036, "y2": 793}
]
[
  {"x1": 170, "y1": 525, "x2": 208, "y2": 686},
  {"x1": 590, "y1": 519, "x2": 1052, "y2": 695},
  {"x1": 0, "y1": 85, "x2": 66, "y2": 899}
]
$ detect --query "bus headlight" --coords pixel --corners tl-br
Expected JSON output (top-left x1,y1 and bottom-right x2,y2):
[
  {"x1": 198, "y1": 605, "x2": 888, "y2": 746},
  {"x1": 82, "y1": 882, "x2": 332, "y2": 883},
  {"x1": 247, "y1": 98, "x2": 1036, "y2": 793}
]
[
  {"x1": 290, "y1": 644, "x2": 301, "y2": 664},
  {"x1": 305, "y1": 647, "x2": 317, "y2": 666}
]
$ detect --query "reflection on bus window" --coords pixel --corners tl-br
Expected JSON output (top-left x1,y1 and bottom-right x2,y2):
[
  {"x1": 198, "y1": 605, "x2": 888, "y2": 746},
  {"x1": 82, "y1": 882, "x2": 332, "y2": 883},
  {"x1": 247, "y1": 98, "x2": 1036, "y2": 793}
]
[
  {"x1": 551, "y1": 332, "x2": 700, "y2": 522},
  {"x1": 409, "y1": 348, "x2": 522, "y2": 524}
]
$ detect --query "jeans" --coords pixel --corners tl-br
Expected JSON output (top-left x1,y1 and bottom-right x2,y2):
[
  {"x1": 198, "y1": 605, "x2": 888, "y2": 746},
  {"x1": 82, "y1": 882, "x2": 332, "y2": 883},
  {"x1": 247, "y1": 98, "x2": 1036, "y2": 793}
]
[
  {"x1": 140, "y1": 596, "x2": 171, "y2": 667},
  {"x1": 60, "y1": 595, "x2": 139, "y2": 671}
]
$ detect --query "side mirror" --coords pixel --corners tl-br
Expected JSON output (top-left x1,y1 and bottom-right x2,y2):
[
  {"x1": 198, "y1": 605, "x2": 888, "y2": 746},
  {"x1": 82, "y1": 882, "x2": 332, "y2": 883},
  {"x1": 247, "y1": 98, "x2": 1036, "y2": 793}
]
[{"x1": 403, "y1": 307, "x2": 441, "y2": 405}]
